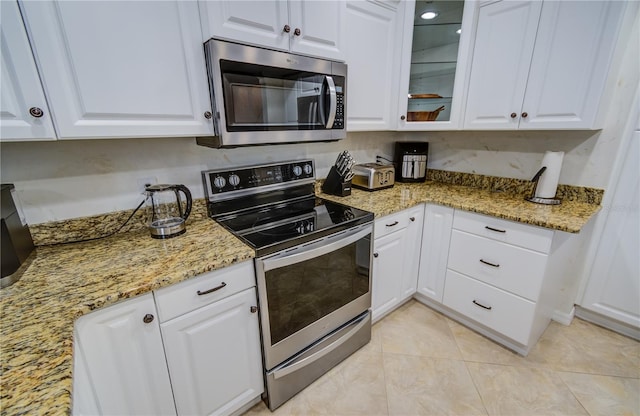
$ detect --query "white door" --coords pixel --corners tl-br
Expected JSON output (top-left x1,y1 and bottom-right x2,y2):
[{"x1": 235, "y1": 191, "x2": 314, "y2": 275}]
[
  {"x1": 161, "y1": 289, "x2": 263, "y2": 416},
  {"x1": 372, "y1": 229, "x2": 407, "y2": 322},
  {"x1": 417, "y1": 204, "x2": 454, "y2": 302},
  {"x1": 198, "y1": 0, "x2": 290, "y2": 50},
  {"x1": 463, "y1": 1, "x2": 542, "y2": 130},
  {"x1": 19, "y1": 0, "x2": 214, "y2": 139},
  {"x1": 581, "y1": 109, "x2": 640, "y2": 329},
  {"x1": 288, "y1": 0, "x2": 345, "y2": 60},
  {"x1": 0, "y1": 1, "x2": 56, "y2": 141},
  {"x1": 345, "y1": 0, "x2": 404, "y2": 131},
  {"x1": 74, "y1": 294, "x2": 176, "y2": 416},
  {"x1": 520, "y1": 1, "x2": 626, "y2": 129},
  {"x1": 402, "y1": 205, "x2": 424, "y2": 298}
]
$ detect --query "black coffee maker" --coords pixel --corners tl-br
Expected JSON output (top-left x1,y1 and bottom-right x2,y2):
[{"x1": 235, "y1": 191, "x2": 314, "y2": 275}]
[{"x1": 394, "y1": 142, "x2": 429, "y2": 183}]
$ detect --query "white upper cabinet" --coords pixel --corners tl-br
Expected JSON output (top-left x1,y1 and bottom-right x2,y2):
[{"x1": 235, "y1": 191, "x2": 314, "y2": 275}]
[
  {"x1": 19, "y1": 1, "x2": 215, "y2": 139},
  {"x1": 199, "y1": 0, "x2": 345, "y2": 61},
  {"x1": 345, "y1": 0, "x2": 405, "y2": 131},
  {"x1": 199, "y1": 1, "x2": 290, "y2": 51},
  {"x1": 396, "y1": 0, "x2": 478, "y2": 130},
  {"x1": 464, "y1": 0, "x2": 627, "y2": 130},
  {"x1": 0, "y1": 1, "x2": 56, "y2": 141}
]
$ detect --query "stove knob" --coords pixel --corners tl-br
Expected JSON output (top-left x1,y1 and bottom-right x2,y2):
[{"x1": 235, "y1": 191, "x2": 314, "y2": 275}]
[
  {"x1": 292, "y1": 165, "x2": 302, "y2": 176},
  {"x1": 303, "y1": 164, "x2": 313, "y2": 175},
  {"x1": 228, "y1": 174, "x2": 240, "y2": 187},
  {"x1": 213, "y1": 175, "x2": 226, "y2": 189}
]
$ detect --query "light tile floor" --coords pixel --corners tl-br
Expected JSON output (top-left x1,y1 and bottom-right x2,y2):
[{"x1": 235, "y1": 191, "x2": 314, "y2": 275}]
[{"x1": 245, "y1": 299, "x2": 640, "y2": 416}]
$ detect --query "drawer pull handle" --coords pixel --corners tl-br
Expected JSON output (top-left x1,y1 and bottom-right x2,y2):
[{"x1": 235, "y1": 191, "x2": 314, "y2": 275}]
[
  {"x1": 473, "y1": 300, "x2": 492, "y2": 310},
  {"x1": 386, "y1": 221, "x2": 399, "y2": 227},
  {"x1": 410, "y1": 217, "x2": 416, "y2": 222},
  {"x1": 479, "y1": 259, "x2": 500, "y2": 268},
  {"x1": 485, "y1": 226, "x2": 506, "y2": 233},
  {"x1": 197, "y1": 282, "x2": 227, "y2": 296}
]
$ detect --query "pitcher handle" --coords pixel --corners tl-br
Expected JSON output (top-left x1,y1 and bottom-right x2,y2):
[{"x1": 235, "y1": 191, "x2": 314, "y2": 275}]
[{"x1": 173, "y1": 185, "x2": 192, "y2": 221}]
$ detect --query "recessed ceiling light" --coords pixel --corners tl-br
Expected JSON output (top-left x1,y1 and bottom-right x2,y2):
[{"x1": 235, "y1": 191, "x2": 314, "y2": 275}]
[
  {"x1": 421, "y1": 11, "x2": 438, "y2": 20},
  {"x1": 456, "y1": 28, "x2": 462, "y2": 34}
]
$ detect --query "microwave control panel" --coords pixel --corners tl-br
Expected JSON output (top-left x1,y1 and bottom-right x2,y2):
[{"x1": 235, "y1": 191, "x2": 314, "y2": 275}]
[{"x1": 333, "y1": 83, "x2": 345, "y2": 129}]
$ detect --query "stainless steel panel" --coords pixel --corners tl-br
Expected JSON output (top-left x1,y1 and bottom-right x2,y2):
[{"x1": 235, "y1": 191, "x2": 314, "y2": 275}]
[
  {"x1": 264, "y1": 311, "x2": 371, "y2": 411},
  {"x1": 199, "y1": 39, "x2": 347, "y2": 148}
]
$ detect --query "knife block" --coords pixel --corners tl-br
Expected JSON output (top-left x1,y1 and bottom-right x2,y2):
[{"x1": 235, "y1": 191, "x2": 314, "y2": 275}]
[{"x1": 322, "y1": 166, "x2": 351, "y2": 197}]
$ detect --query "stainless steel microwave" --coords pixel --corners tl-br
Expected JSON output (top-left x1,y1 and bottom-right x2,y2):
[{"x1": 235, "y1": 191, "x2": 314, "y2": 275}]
[{"x1": 196, "y1": 39, "x2": 347, "y2": 148}]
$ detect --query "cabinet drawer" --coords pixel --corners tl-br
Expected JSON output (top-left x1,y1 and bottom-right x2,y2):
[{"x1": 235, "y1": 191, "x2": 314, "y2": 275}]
[
  {"x1": 374, "y1": 211, "x2": 409, "y2": 239},
  {"x1": 453, "y1": 210, "x2": 553, "y2": 253},
  {"x1": 448, "y1": 230, "x2": 548, "y2": 301},
  {"x1": 154, "y1": 261, "x2": 255, "y2": 322},
  {"x1": 443, "y1": 270, "x2": 536, "y2": 346}
]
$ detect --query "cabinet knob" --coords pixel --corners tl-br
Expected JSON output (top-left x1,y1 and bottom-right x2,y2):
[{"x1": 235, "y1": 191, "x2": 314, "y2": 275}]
[
  {"x1": 400, "y1": 115, "x2": 406, "y2": 121},
  {"x1": 204, "y1": 111, "x2": 212, "y2": 119},
  {"x1": 373, "y1": 252, "x2": 379, "y2": 258},
  {"x1": 294, "y1": 28, "x2": 301, "y2": 36},
  {"x1": 250, "y1": 306, "x2": 258, "y2": 313},
  {"x1": 283, "y1": 24, "x2": 291, "y2": 33},
  {"x1": 510, "y1": 112, "x2": 517, "y2": 119},
  {"x1": 410, "y1": 217, "x2": 415, "y2": 222},
  {"x1": 521, "y1": 112, "x2": 528, "y2": 118},
  {"x1": 29, "y1": 107, "x2": 44, "y2": 118},
  {"x1": 143, "y1": 314, "x2": 154, "y2": 324}
]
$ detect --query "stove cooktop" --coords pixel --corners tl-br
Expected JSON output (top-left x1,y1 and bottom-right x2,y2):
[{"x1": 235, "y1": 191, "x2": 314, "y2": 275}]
[
  {"x1": 203, "y1": 160, "x2": 373, "y2": 256},
  {"x1": 214, "y1": 196, "x2": 373, "y2": 257}
]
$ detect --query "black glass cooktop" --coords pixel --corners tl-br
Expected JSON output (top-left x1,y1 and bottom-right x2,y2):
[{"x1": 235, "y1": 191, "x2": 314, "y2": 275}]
[{"x1": 214, "y1": 196, "x2": 373, "y2": 256}]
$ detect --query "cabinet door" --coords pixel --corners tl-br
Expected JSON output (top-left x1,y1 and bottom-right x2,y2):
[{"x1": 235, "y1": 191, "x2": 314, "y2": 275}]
[
  {"x1": 0, "y1": 1, "x2": 56, "y2": 141},
  {"x1": 397, "y1": 0, "x2": 478, "y2": 130},
  {"x1": 372, "y1": 229, "x2": 407, "y2": 322},
  {"x1": 199, "y1": 0, "x2": 290, "y2": 51},
  {"x1": 417, "y1": 204, "x2": 453, "y2": 302},
  {"x1": 289, "y1": 0, "x2": 345, "y2": 61},
  {"x1": 463, "y1": 1, "x2": 542, "y2": 130},
  {"x1": 19, "y1": 1, "x2": 214, "y2": 139},
  {"x1": 345, "y1": 0, "x2": 404, "y2": 131},
  {"x1": 519, "y1": 1, "x2": 626, "y2": 129},
  {"x1": 161, "y1": 288, "x2": 263, "y2": 416},
  {"x1": 581, "y1": 130, "x2": 640, "y2": 329},
  {"x1": 74, "y1": 294, "x2": 176, "y2": 416},
  {"x1": 402, "y1": 204, "x2": 424, "y2": 298}
]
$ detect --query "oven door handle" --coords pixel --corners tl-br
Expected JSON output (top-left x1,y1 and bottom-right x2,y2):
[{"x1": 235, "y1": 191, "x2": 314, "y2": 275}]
[
  {"x1": 271, "y1": 311, "x2": 369, "y2": 380},
  {"x1": 260, "y1": 225, "x2": 371, "y2": 272}
]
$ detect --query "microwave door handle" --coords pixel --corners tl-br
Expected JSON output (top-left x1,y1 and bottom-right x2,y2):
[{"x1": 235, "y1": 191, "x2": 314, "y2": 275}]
[{"x1": 323, "y1": 76, "x2": 337, "y2": 128}]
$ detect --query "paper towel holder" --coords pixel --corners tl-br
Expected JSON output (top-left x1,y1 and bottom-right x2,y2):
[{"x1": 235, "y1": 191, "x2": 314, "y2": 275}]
[{"x1": 525, "y1": 166, "x2": 561, "y2": 205}]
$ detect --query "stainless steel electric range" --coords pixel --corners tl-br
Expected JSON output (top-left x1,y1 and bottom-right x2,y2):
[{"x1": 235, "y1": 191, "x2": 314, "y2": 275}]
[{"x1": 202, "y1": 160, "x2": 374, "y2": 411}]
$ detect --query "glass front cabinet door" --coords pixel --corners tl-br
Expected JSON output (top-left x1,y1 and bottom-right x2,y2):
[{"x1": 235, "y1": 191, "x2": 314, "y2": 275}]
[{"x1": 396, "y1": 0, "x2": 477, "y2": 130}]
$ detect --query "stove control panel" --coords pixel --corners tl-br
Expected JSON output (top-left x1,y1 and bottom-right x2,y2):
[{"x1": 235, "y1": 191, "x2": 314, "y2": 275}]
[{"x1": 203, "y1": 160, "x2": 315, "y2": 197}]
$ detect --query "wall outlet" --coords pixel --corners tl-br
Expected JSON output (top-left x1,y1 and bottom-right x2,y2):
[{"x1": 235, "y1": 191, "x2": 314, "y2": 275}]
[{"x1": 137, "y1": 176, "x2": 157, "y2": 194}]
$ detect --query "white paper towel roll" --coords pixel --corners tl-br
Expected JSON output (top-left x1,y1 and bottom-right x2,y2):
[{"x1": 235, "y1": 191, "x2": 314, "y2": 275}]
[{"x1": 535, "y1": 151, "x2": 564, "y2": 198}]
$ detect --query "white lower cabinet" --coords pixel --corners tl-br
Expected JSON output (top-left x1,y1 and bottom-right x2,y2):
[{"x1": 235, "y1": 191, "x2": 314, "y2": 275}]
[
  {"x1": 159, "y1": 288, "x2": 263, "y2": 416},
  {"x1": 414, "y1": 208, "x2": 558, "y2": 355},
  {"x1": 73, "y1": 293, "x2": 176, "y2": 416},
  {"x1": 402, "y1": 205, "x2": 425, "y2": 298},
  {"x1": 372, "y1": 206, "x2": 424, "y2": 322},
  {"x1": 73, "y1": 261, "x2": 263, "y2": 416},
  {"x1": 416, "y1": 204, "x2": 454, "y2": 302}
]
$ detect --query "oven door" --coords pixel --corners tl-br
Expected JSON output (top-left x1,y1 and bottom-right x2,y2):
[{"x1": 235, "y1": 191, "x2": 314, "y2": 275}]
[{"x1": 255, "y1": 223, "x2": 372, "y2": 371}]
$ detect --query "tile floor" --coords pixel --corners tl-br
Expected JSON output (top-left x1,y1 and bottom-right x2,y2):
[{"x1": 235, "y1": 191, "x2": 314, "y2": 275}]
[{"x1": 245, "y1": 299, "x2": 640, "y2": 416}]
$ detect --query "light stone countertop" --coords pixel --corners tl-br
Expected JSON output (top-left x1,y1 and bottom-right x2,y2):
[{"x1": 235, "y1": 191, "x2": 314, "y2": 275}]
[
  {"x1": 0, "y1": 179, "x2": 601, "y2": 415},
  {"x1": 318, "y1": 181, "x2": 600, "y2": 233},
  {"x1": 0, "y1": 220, "x2": 254, "y2": 416}
]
